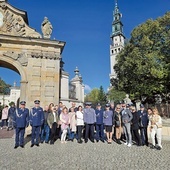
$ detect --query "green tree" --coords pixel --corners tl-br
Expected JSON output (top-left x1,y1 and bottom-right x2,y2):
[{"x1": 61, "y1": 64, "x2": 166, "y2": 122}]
[
  {"x1": 113, "y1": 12, "x2": 170, "y2": 101},
  {"x1": 84, "y1": 88, "x2": 99, "y2": 105},
  {"x1": 0, "y1": 77, "x2": 11, "y2": 95},
  {"x1": 107, "y1": 87, "x2": 126, "y2": 104},
  {"x1": 98, "y1": 86, "x2": 107, "y2": 106},
  {"x1": 84, "y1": 86, "x2": 107, "y2": 106}
]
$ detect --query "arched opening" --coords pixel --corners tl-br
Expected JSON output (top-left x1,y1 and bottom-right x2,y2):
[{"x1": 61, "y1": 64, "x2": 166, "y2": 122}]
[
  {"x1": 0, "y1": 65, "x2": 21, "y2": 106},
  {"x1": 0, "y1": 60, "x2": 20, "y2": 75},
  {"x1": 0, "y1": 58, "x2": 26, "y2": 106}
]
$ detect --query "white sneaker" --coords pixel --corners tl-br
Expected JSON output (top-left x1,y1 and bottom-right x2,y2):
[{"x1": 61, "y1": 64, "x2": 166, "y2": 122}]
[
  {"x1": 1, "y1": 127, "x2": 2, "y2": 130},
  {"x1": 124, "y1": 142, "x2": 128, "y2": 145},
  {"x1": 127, "y1": 143, "x2": 132, "y2": 147}
]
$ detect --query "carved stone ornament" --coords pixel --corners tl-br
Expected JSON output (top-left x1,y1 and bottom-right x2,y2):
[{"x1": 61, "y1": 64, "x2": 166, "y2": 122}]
[
  {"x1": 31, "y1": 52, "x2": 60, "y2": 60},
  {"x1": 41, "y1": 17, "x2": 53, "y2": 39},
  {"x1": 3, "y1": 51, "x2": 28, "y2": 66},
  {"x1": 0, "y1": 1, "x2": 41, "y2": 38}
]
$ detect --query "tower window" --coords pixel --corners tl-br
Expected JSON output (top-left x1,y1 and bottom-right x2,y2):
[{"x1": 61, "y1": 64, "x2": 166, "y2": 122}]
[{"x1": 112, "y1": 50, "x2": 113, "y2": 54}]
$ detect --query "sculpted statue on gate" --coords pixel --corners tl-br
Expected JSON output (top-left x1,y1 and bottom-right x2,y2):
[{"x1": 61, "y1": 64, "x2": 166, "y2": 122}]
[
  {"x1": 124, "y1": 94, "x2": 132, "y2": 104},
  {"x1": 41, "y1": 17, "x2": 53, "y2": 39}
]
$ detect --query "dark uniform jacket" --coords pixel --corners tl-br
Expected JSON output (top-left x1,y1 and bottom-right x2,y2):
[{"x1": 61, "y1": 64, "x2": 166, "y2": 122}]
[
  {"x1": 13, "y1": 108, "x2": 29, "y2": 128},
  {"x1": 95, "y1": 108, "x2": 104, "y2": 125},
  {"x1": 30, "y1": 107, "x2": 44, "y2": 126},
  {"x1": 138, "y1": 110, "x2": 149, "y2": 127}
]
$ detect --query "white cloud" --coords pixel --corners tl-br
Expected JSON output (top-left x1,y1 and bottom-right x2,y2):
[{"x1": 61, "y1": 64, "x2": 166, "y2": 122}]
[{"x1": 84, "y1": 84, "x2": 92, "y2": 93}]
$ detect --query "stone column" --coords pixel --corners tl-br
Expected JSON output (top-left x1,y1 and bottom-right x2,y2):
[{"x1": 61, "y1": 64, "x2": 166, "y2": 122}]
[{"x1": 20, "y1": 80, "x2": 27, "y2": 101}]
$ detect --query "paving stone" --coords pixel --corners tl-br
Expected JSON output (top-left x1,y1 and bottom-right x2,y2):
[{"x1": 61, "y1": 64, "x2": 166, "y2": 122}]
[{"x1": 0, "y1": 139, "x2": 170, "y2": 170}]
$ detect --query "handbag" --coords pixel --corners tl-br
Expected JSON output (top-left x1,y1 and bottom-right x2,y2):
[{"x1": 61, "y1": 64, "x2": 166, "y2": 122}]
[
  {"x1": 115, "y1": 120, "x2": 120, "y2": 127},
  {"x1": 156, "y1": 124, "x2": 162, "y2": 128}
]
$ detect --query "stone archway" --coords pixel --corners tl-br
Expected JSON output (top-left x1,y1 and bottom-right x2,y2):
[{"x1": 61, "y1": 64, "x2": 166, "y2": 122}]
[
  {"x1": 0, "y1": 56, "x2": 27, "y2": 102},
  {"x1": 0, "y1": 0, "x2": 65, "y2": 108}
]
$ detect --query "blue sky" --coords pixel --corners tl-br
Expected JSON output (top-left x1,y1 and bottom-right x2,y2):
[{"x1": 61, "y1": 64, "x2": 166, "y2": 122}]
[{"x1": 0, "y1": 0, "x2": 170, "y2": 93}]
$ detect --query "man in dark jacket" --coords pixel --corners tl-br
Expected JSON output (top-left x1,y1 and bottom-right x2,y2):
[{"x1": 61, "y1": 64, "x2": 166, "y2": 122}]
[
  {"x1": 138, "y1": 104, "x2": 149, "y2": 146},
  {"x1": 7, "y1": 102, "x2": 16, "y2": 131},
  {"x1": 95, "y1": 103, "x2": 104, "y2": 142}
]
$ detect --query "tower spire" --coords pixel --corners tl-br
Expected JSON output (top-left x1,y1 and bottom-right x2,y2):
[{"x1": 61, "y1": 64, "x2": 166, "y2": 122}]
[
  {"x1": 115, "y1": 0, "x2": 118, "y2": 7},
  {"x1": 111, "y1": 0, "x2": 123, "y2": 37},
  {"x1": 109, "y1": 0, "x2": 125, "y2": 81},
  {"x1": 114, "y1": 0, "x2": 119, "y2": 14}
]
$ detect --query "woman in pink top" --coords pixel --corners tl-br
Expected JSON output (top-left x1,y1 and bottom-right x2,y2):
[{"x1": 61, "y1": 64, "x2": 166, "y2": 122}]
[
  {"x1": 1, "y1": 105, "x2": 9, "y2": 129},
  {"x1": 60, "y1": 107, "x2": 69, "y2": 143}
]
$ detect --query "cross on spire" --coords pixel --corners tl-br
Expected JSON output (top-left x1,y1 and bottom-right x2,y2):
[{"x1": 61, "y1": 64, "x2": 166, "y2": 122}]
[{"x1": 115, "y1": 0, "x2": 118, "y2": 7}]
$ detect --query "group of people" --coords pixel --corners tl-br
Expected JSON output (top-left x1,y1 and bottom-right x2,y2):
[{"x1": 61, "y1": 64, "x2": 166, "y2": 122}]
[
  {"x1": 0, "y1": 100, "x2": 163, "y2": 150},
  {"x1": 0, "y1": 102, "x2": 16, "y2": 131}
]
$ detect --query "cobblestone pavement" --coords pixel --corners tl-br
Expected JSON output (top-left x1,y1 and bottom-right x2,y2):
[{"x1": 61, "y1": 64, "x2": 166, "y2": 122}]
[
  {"x1": 0, "y1": 138, "x2": 170, "y2": 170},
  {"x1": 0, "y1": 128, "x2": 14, "y2": 138}
]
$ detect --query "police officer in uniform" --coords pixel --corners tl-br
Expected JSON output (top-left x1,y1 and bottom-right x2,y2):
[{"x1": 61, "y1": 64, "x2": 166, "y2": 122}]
[
  {"x1": 83, "y1": 102, "x2": 96, "y2": 143},
  {"x1": 95, "y1": 103, "x2": 105, "y2": 142},
  {"x1": 30, "y1": 100, "x2": 44, "y2": 147},
  {"x1": 13, "y1": 101, "x2": 29, "y2": 149}
]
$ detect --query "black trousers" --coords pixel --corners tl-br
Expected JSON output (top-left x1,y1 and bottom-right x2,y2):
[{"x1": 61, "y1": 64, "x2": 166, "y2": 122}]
[
  {"x1": 85, "y1": 124, "x2": 94, "y2": 141},
  {"x1": 140, "y1": 127, "x2": 148, "y2": 145},
  {"x1": 77, "y1": 125, "x2": 83, "y2": 140},
  {"x1": 50, "y1": 122, "x2": 58, "y2": 142},
  {"x1": 132, "y1": 129, "x2": 141, "y2": 145}
]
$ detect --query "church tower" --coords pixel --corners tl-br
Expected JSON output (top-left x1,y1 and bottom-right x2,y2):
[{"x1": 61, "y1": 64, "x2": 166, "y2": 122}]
[{"x1": 109, "y1": 0, "x2": 125, "y2": 81}]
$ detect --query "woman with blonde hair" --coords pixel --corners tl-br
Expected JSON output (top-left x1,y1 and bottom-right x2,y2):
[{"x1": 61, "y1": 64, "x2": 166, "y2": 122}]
[
  {"x1": 149, "y1": 108, "x2": 162, "y2": 150},
  {"x1": 113, "y1": 104, "x2": 122, "y2": 144}
]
